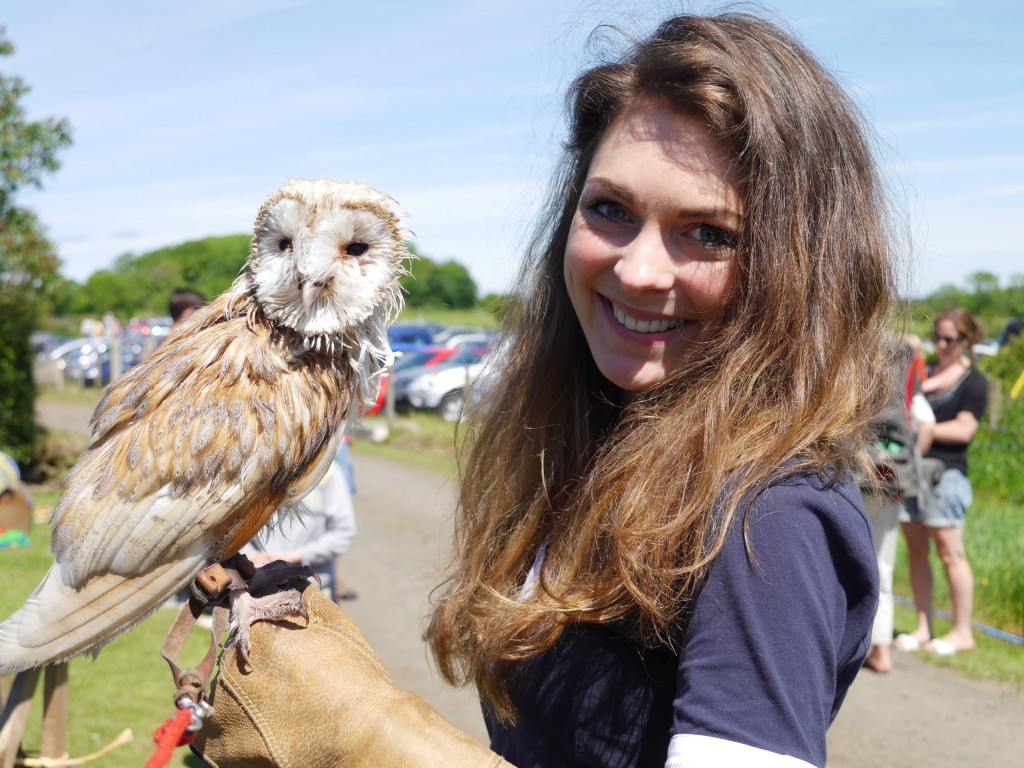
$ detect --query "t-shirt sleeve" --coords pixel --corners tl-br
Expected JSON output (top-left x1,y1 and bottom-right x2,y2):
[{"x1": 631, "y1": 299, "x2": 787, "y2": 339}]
[
  {"x1": 667, "y1": 480, "x2": 876, "y2": 768},
  {"x1": 958, "y1": 369, "x2": 988, "y2": 421}
]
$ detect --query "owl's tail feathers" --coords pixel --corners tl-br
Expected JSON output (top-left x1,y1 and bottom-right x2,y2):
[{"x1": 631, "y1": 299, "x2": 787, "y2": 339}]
[{"x1": 0, "y1": 555, "x2": 206, "y2": 675}]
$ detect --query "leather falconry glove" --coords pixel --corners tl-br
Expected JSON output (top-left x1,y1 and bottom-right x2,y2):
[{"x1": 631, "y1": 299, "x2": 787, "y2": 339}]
[{"x1": 191, "y1": 584, "x2": 512, "y2": 768}]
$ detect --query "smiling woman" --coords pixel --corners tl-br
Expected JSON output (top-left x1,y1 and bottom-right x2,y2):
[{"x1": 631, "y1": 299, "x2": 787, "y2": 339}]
[{"x1": 427, "y1": 11, "x2": 897, "y2": 768}]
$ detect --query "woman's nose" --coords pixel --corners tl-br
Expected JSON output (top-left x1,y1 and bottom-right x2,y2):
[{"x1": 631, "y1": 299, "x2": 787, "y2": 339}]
[{"x1": 612, "y1": 229, "x2": 675, "y2": 292}]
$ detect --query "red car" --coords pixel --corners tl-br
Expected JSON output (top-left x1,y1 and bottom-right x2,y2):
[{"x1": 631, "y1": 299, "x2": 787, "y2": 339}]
[{"x1": 361, "y1": 347, "x2": 461, "y2": 416}]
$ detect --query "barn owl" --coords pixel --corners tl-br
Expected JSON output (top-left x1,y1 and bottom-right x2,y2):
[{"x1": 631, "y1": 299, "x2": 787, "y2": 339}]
[{"x1": 0, "y1": 179, "x2": 408, "y2": 674}]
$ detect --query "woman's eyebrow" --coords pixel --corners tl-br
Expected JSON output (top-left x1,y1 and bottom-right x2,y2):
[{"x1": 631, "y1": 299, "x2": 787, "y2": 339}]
[
  {"x1": 582, "y1": 177, "x2": 636, "y2": 204},
  {"x1": 584, "y1": 177, "x2": 741, "y2": 226}
]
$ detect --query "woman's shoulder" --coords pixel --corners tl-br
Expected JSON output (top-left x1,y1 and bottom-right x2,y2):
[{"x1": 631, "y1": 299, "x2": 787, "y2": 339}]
[
  {"x1": 705, "y1": 469, "x2": 878, "y2": 639},
  {"x1": 956, "y1": 365, "x2": 989, "y2": 410},
  {"x1": 738, "y1": 470, "x2": 874, "y2": 564},
  {"x1": 753, "y1": 469, "x2": 868, "y2": 521},
  {"x1": 965, "y1": 365, "x2": 988, "y2": 388}
]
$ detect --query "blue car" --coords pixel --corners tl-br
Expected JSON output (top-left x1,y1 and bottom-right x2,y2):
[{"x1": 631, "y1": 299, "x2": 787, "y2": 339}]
[{"x1": 387, "y1": 325, "x2": 435, "y2": 354}]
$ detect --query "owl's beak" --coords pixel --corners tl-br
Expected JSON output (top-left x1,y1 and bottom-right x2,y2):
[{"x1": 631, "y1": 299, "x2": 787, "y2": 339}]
[{"x1": 299, "y1": 275, "x2": 334, "y2": 312}]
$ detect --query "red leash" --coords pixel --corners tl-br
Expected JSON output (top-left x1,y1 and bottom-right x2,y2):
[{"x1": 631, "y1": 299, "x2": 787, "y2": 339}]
[{"x1": 145, "y1": 707, "x2": 195, "y2": 768}]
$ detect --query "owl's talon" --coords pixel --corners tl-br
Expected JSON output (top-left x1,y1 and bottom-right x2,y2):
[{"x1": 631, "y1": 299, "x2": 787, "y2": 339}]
[{"x1": 228, "y1": 586, "x2": 310, "y2": 667}]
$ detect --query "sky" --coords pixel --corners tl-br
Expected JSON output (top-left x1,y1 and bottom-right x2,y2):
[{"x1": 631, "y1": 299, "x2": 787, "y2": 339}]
[{"x1": 3, "y1": 0, "x2": 1022, "y2": 299}]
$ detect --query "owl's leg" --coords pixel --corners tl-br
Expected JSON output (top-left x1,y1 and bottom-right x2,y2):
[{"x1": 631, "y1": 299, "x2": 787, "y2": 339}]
[{"x1": 193, "y1": 555, "x2": 253, "y2": 598}]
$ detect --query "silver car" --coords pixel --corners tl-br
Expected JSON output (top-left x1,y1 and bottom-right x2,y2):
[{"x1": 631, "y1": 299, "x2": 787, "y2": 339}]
[{"x1": 394, "y1": 347, "x2": 490, "y2": 421}]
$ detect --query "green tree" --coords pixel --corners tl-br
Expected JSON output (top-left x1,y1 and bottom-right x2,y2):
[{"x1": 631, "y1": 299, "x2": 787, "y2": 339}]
[
  {"x1": 71, "y1": 235, "x2": 250, "y2": 318},
  {"x1": 0, "y1": 29, "x2": 72, "y2": 464},
  {"x1": 79, "y1": 269, "x2": 134, "y2": 314},
  {"x1": 400, "y1": 243, "x2": 477, "y2": 309},
  {"x1": 427, "y1": 260, "x2": 477, "y2": 309},
  {"x1": 966, "y1": 270, "x2": 1001, "y2": 316}
]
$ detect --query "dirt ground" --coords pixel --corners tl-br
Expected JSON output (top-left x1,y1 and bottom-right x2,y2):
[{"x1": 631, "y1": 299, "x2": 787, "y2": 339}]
[{"x1": 35, "y1": 397, "x2": 1022, "y2": 765}]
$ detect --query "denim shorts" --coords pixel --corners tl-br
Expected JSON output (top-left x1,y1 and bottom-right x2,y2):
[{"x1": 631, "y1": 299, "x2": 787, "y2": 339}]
[{"x1": 901, "y1": 468, "x2": 972, "y2": 528}]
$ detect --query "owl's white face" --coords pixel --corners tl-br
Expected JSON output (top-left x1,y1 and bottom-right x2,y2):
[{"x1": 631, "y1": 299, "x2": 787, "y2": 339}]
[{"x1": 248, "y1": 179, "x2": 406, "y2": 342}]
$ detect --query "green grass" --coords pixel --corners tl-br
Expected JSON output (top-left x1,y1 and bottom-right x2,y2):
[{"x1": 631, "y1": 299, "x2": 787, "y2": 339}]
[
  {"x1": 890, "y1": 495, "x2": 1024, "y2": 691},
  {"x1": 35, "y1": 382, "x2": 109, "y2": 406},
  {"x1": 892, "y1": 499, "x2": 1024, "y2": 638},
  {"x1": 353, "y1": 412, "x2": 459, "y2": 477},
  {"x1": 396, "y1": 306, "x2": 500, "y2": 330},
  {"x1": 354, "y1": 440, "x2": 455, "y2": 478}
]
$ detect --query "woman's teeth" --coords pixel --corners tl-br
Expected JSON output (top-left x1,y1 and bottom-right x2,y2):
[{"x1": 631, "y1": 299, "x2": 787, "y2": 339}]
[{"x1": 611, "y1": 303, "x2": 682, "y2": 333}]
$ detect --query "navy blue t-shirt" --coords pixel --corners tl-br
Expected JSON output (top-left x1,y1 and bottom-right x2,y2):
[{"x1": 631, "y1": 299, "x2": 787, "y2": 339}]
[{"x1": 485, "y1": 473, "x2": 877, "y2": 768}]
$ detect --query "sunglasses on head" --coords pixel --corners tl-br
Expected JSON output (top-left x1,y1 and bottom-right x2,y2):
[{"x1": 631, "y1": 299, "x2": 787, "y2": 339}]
[{"x1": 933, "y1": 333, "x2": 964, "y2": 345}]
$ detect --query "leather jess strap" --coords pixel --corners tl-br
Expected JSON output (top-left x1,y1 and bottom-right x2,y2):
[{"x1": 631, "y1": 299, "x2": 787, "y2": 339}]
[
  {"x1": 162, "y1": 557, "x2": 255, "y2": 709},
  {"x1": 161, "y1": 596, "x2": 230, "y2": 710}
]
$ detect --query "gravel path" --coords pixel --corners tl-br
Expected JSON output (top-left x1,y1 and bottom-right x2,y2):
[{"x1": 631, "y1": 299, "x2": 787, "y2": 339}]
[{"x1": 35, "y1": 396, "x2": 1022, "y2": 764}]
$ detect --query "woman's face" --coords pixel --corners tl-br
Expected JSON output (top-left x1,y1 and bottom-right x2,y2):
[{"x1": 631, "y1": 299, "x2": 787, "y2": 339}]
[
  {"x1": 564, "y1": 100, "x2": 742, "y2": 392},
  {"x1": 933, "y1": 318, "x2": 967, "y2": 365}
]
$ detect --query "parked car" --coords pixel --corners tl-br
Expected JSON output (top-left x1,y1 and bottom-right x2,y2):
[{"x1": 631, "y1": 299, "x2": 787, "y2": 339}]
[
  {"x1": 393, "y1": 346, "x2": 461, "y2": 371},
  {"x1": 973, "y1": 319, "x2": 1023, "y2": 359},
  {"x1": 361, "y1": 373, "x2": 390, "y2": 417},
  {"x1": 437, "y1": 331, "x2": 493, "y2": 349},
  {"x1": 392, "y1": 346, "x2": 491, "y2": 421},
  {"x1": 30, "y1": 331, "x2": 70, "y2": 357},
  {"x1": 387, "y1": 325, "x2": 434, "y2": 354},
  {"x1": 127, "y1": 316, "x2": 173, "y2": 339},
  {"x1": 37, "y1": 335, "x2": 148, "y2": 388},
  {"x1": 41, "y1": 337, "x2": 111, "y2": 387},
  {"x1": 362, "y1": 346, "x2": 469, "y2": 417}
]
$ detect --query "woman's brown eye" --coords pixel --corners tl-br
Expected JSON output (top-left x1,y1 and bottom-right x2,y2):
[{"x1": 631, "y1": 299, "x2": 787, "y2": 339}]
[
  {"x1": 346, "y1": 242, "x2": 368, "y2": 256},
  {"x1": 278, "y1": 238, "x2": 292, "y2": 252}
]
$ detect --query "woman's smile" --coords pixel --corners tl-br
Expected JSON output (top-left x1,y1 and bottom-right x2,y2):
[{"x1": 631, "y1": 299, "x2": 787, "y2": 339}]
[{"x1": 606, "y1": 297, "x2": 684, "y2": 335}]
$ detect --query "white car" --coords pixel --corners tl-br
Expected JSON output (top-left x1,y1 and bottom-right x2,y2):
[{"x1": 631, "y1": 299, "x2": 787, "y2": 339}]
[
  {"x1": 395, "y1": 348, "x2": 490, "y2": 421},
  {"x1": 34, "y1": 337, "x2": 110, "y2": 387}
]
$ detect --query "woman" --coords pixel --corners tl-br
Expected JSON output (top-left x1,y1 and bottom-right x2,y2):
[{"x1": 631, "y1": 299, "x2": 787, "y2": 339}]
[
  {"x1": 863, "y1": 336, "x2": 934, "y2": 674},
  {"x1": 896, "y1": 308, "x2": 987, "y2": 656},
  {"x1": 193, "y1": 13, "x2": 895, "y2": 768},
  {"x1": 426, "y1": 13, "x2": 894, "y2": 768}
]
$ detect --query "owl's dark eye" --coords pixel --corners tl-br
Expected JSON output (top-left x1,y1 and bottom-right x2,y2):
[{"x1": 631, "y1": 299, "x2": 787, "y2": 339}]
[
  {"x1": 278, "y1": 238, "x2": 292, "y2": 252},
  {"x1": 346, "y1": 242, "x2": 369, "y2": 257}
]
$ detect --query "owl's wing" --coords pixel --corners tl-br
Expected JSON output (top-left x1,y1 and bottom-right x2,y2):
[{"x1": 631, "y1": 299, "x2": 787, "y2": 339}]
[
  {"x1": 0, "y1": 314, "x2": 351, "y2": 674},
  {"x1": 49, "y1": 313, "x2": 351, "y2": 588}
]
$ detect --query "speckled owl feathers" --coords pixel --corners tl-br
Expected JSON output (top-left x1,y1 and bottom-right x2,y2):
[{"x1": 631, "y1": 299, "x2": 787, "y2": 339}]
[{"x1": 0, "y1": 179, "x2": 408, "y2": 673}]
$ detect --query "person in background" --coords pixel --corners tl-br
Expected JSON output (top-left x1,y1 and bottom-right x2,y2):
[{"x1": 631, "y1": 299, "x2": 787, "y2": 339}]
[
  {"x1": 862, "y1": 336, "x2": 934, "y2": 673},
  {"x1": 243, "y1": 445, "x2": 356, "y2": 600},
  {"x1": 80, "y1": 317, "x2": 101, "y2": 338},
  {"x1": 168, "y1": 288, "x2": 206, "y2": 331},
  {"x1": 102, "y1": 310, "x2": 121, "y2": 339},
  {"x1": 331, "y1": 434, "x2": 359, "y2": 601},
  {"x1": 896, "y1": 308, "x2": 988, "y2": 656},
  {"x1": 0, "y1": 452, "x2": 34, "y2": 547},
  {"x1": 154, "y1": 288, "x2": 207, "y2": 357}
]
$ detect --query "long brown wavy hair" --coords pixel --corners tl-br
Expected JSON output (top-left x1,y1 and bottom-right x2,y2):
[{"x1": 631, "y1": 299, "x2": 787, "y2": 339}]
[{"x1": 426, "y1": 13, "x2": 898, "y2": 718}]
